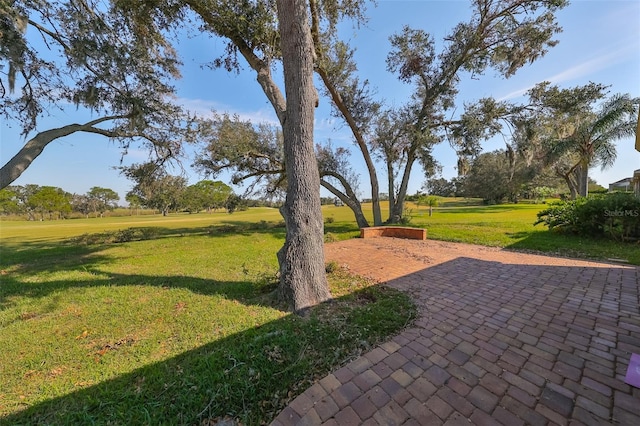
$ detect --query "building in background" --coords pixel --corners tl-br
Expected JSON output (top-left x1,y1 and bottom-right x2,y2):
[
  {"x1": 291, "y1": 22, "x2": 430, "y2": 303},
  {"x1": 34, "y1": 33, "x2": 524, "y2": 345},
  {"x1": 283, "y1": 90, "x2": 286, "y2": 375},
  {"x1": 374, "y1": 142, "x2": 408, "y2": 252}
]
[{"x1": 609, "y1": 177, "x2": 634, "y2": 192}]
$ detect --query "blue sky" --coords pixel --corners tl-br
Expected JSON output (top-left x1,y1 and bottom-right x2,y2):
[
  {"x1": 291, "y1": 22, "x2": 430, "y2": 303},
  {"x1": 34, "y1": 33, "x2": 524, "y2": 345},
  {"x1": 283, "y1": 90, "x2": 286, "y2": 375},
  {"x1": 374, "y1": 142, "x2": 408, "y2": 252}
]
[{"x1": 2, "y1": 0, "x2": 639, "y2": 202}]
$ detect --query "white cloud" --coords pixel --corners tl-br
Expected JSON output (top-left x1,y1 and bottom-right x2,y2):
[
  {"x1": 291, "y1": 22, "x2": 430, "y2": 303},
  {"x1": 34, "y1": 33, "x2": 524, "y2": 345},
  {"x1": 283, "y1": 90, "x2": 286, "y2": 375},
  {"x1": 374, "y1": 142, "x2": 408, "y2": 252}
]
[
  {"x1": 545, "y1": 42, "x2": 637, "y2": 85},
  {"x1": 176, "y1": 96, "x2": 279, "y2": 125},
  {"x1": 498, "y1": 40, "x2": 637, "y2": 101}
]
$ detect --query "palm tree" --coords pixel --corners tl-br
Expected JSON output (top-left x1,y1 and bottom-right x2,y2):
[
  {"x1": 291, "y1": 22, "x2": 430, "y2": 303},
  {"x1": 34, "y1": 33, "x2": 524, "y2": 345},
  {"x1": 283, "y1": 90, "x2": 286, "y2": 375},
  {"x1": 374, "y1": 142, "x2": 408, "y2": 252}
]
[{"x1": 552, "y1": 94, "x2": 639, "y2": 198}]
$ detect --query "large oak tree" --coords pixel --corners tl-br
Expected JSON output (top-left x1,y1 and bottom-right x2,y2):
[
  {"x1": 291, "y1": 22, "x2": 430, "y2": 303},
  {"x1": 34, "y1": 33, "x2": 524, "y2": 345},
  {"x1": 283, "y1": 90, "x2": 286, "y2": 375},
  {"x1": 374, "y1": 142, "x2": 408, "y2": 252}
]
[
  {"x1": 117, "y1": 0, "x2": 343, "y2": 310},
  {"x1": 376, "y1": 0, "x2": 568, "y2": 222},
  {"x1": 274, "y1": 0, "x2": 331, "y2": 310}
]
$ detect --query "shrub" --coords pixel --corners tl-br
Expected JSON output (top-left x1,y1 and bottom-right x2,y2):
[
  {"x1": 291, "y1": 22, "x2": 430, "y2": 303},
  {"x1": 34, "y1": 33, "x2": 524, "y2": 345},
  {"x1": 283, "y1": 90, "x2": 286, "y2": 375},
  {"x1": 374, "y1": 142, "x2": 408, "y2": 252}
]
[
  {"x1": 399, "y1": 208, "x2": 413, "y2": 225},
  {"x1": 69, "y1": 227, "x2": 161, "y2": 245},
  {"x1": 325, "y1": 260, "x2": 339, "y2": 273},
  {"x1": 324, "y1": 232, "x2": 338, "y2": 243},
  {"x1": 535, "y1": 193, "x2": 640, "y2": 241}
]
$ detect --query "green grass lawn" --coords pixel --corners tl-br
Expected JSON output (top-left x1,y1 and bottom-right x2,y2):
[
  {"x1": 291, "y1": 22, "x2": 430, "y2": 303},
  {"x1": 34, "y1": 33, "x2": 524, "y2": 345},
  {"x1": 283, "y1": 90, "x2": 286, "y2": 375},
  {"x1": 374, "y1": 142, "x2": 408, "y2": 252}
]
[
  {"x1": 1, "y1": 200, "x2": 638, "y2": 424},
  {"x1": 405, "y1": 200, "x2": 640, "y2": 264},
  {"x1": 0, "y1": 211, "x2": 414, "y2": 425},
  {"x1": 409, "y1": 202, "x2": 544, "y2": 246},
  {"x1": 324, "y1": 199, "x2": 639, "y2": 264}
]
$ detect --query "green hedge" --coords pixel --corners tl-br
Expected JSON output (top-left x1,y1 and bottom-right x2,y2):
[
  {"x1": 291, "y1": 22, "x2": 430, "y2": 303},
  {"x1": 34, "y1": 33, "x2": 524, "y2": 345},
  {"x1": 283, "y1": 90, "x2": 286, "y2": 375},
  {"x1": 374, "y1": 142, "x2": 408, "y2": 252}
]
[{"x1": 535, "y1": 193, "x2": 640, "y2": 241}]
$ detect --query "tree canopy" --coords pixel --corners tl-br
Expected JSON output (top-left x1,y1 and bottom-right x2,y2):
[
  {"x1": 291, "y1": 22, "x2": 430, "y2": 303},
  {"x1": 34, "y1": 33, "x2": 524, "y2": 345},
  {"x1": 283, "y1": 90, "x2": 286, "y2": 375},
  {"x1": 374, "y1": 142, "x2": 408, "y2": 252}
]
[
  {"x1": 123, "y1": 163, "x2": 188, "y2": 216},
  {"x1": 1, "y1": 0, "x2": 203, "y2": 189},
  {"x1": 194, "y1": 113, "x2": 370, "y2": 227},
  {"x1": 492, "y1": 82, "x2": 640, "y2": 199},
  {"x1": 87, "y1": 186, "x2": 120, "y2": 217},
  {"x1": 182, "y1": 180, "x2": 233, "y2": 212},
  {"x1": 378, "y1": 0, "x2": 568, "y2": 221},
  {"x1": 532, "y1": 85, "x2": 639, "y2": 198},
  {"x1": 194, "y1": 113, "x2": 286, "y2": 197}
]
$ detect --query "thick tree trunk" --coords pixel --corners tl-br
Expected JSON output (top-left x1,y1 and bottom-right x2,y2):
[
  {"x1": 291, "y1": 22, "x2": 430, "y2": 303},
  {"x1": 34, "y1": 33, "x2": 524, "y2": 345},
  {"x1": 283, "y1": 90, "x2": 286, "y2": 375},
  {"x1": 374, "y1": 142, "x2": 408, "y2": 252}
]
[
  {"x1": 556, "y1": 167, "x2": 578, "y2": 200},
  {"x1": 319, "y1": 162, "x2": 370, "y2": 228},
  {"x1": 276, "y1": 0, "x2": 331, "y2": 312},
  {"x1": 315, "y1": 69, "x2": 383, "y2": 226},
  {"x1": 386, "y1": 154, "x2": 397, "y2": 223},
  {"x1": 308, "y1": 1, "x2": 382, "y2": 226},
  {"x1": 370, "y1": 182, "x2": 383, "y2": 226}
]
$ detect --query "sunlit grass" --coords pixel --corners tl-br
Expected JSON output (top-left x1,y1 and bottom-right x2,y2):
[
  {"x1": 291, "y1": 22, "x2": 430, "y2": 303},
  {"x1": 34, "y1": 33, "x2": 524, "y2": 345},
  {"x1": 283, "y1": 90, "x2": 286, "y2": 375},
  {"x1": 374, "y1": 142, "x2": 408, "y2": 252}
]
[
  {"x1": 0, "y1": 208, "x2": 284, "y2": 243},
  {"x1": 1, "y1": 198, "x2": 638, "y2": 423},
  {"x1": 406, "y1": 201, "x2": 640, "y2": 264},
  {"x1": 326, "y1": 199, "x2": 640, "y2": 264},
  {"x1": 0, "y1": 214, "x2": 415, "y2": 424},
  {"x1": 409, "y1": 203, "x2": 544, "y2": 246}
]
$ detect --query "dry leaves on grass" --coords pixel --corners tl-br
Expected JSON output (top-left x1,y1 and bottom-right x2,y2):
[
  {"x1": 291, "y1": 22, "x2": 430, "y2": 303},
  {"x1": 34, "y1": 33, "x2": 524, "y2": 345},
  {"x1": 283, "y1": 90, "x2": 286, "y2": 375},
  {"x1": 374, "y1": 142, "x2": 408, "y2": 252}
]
[
  {"x1": 174, "y1": 301, "x2": 187, "y2": 314},
  {"x1": 91, "y1": 336, "x2": 136, "y2": 362}
]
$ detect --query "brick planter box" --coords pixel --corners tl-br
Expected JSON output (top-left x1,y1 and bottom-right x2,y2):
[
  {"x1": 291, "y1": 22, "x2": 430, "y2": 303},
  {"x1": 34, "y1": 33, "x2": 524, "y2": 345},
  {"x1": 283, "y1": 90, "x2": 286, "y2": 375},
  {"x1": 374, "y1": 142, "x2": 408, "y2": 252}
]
[{"x1": 360, "y1": 226, "x2": 427, "y2": 240}]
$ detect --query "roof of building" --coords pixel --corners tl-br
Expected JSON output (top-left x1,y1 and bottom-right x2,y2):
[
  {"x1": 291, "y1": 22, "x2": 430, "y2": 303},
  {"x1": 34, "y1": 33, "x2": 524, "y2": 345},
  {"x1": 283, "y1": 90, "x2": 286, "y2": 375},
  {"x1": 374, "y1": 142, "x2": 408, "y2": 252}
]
[{"x1": 609, "y1": 177, "x2": 633, "y2": 186}]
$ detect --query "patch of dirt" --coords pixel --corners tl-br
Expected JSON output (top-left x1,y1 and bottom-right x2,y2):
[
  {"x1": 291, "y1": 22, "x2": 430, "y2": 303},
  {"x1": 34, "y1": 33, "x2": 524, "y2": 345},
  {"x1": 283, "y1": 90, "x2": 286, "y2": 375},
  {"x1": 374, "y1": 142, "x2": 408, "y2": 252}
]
[{"x1": 325, "y1": 238, "x2": 627, "y2": 284}]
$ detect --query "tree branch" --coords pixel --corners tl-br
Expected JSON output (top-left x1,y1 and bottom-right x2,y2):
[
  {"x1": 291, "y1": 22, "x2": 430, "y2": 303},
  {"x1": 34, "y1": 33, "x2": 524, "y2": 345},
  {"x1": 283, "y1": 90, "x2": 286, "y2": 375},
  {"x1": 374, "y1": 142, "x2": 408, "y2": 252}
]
[
  {"x1": 232, "y1": 168, "x2": 284, "y2": 184},
  {"x1": 184, "y1": 0, "x2": 287, "y2": 124},
  {"x1": 1, "y1": 114, "x2": 130, "y2": 189}
]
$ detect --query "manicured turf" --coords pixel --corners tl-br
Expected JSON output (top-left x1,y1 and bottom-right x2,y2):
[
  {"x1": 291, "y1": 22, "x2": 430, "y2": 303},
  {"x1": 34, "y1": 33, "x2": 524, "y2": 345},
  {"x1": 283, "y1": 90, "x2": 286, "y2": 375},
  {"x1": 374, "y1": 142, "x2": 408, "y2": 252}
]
[
  {"x1": 325, "y1": 199, "x2": 639, "y2": 264},
  {"x1": 1, "y1": 200, "x2": 637, "y2": 424},
  {"x1": 405, "y1": 200, "x2": 640, "y2": 264},
  {"x1": 0, "y1": 211, "x2": 415, "y2": 424}
]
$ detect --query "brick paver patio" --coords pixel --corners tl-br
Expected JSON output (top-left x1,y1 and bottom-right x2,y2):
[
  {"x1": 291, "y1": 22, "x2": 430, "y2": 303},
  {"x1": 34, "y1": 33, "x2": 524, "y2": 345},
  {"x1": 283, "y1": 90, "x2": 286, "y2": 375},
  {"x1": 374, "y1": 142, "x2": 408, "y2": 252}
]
[{"x1": 271, "y1": 238, "x2": 640, "y2": 425}]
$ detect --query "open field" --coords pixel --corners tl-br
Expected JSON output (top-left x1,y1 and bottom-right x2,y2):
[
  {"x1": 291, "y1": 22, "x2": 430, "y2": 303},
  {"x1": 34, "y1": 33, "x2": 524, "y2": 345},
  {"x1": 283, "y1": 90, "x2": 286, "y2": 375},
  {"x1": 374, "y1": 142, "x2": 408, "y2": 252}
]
[
  {"x1": 1, "y1": 201, "x2": 638, "y2": 424},
  {"x1": 2, "y1": 199, "x2": 638, "y2": 263},
  {"x1": 0, "y1": 210, "x2": 414, "y2": 424},
  {"x1": 321, "y1": 199, "x2": 638, "y2": 264},
  {"x1": 0, "y1": 207, "x2": 285, "y2": 242},
  {"x1": 406, "y1": 201, "x2": 640, "y2": 265}
]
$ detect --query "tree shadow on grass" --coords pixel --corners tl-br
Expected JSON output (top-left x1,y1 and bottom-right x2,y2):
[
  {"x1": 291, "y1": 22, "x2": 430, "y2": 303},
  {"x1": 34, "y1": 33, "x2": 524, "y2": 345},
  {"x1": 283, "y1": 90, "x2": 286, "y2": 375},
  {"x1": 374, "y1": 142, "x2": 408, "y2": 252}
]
[
  {"x1": 0, "y1": 240, "x2": 114, "y2": 276},
  {"x1": 1, "y1": 300, "x2": 298, "y2": 425},
  {"x1": 0, "y1": 224, "x2": 409, "y2": 425},
  {"x1": 63, "y1": 222, "x2": 288, "y2": 242},
  {"x1": 0, "y1": 229, "x2": 285, "y2": 313},
  {"x1": 0, "y1": 246, "x2": 299, "y2": 425},
  {"x1": 0, "y1": 219, "x2": 357, "y2": 268},
  {"x1": 0, "y1": 223, "x2": 289, "y2": 275},
  {"x1": 0, "y1": 277, "x2": 412, "y2": 425},
  {"x1": 0, "y1": 270, "x2": 274, "y2": 313},
  {"x1": 0, "y1": 221, "x2": 362, "y2": 310},
  {"x1": 323, "y1": 222, "x2": 360, "y2": 235}
]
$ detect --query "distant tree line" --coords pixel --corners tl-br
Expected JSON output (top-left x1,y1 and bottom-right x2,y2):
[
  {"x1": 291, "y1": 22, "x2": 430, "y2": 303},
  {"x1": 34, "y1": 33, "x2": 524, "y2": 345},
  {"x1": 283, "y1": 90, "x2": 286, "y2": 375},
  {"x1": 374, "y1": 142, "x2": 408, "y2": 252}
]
[
  {"x1": 0, "y1": 185, "x2": 117, "y2": 220},
  {"x1": 416, "y1": 82, "x2": 636, "y2": 205},
  {"x1": 0, "y1": 179, "x2": 250, "y2": 220},
  {"x1": 422, "y1": 151, "x2": 608, "y2": 205},
  {"x1": 421, "y1": 149, "x2": 571, "y2": 204}
]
